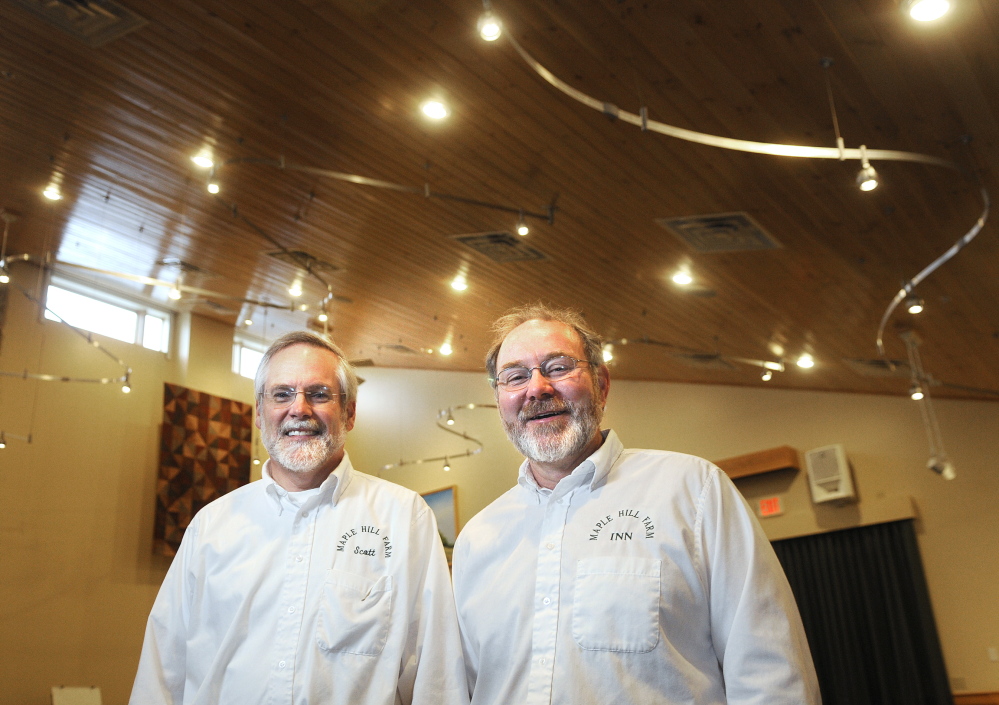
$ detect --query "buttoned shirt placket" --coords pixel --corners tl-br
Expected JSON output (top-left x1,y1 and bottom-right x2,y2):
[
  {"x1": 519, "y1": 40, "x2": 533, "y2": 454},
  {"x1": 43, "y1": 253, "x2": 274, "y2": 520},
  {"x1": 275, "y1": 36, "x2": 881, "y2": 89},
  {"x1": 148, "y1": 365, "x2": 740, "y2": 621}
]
[
  {"x1": 266, "y1": 484, "x2": 327, "y2": 704},
  {"x1": 524, "y1": 463, "x2": 594, "y2": 705}
]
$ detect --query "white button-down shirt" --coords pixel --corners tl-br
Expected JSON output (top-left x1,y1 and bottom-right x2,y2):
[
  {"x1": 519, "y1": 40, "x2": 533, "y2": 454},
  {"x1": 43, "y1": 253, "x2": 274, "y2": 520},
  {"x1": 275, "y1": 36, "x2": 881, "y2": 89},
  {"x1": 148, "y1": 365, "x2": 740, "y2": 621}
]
[
  {"x1": 130, "y1": 454, "x2": 467, "y2": 705},
  {"x1": 452, "y1": 430, "x2": 820, "y2": 705}
]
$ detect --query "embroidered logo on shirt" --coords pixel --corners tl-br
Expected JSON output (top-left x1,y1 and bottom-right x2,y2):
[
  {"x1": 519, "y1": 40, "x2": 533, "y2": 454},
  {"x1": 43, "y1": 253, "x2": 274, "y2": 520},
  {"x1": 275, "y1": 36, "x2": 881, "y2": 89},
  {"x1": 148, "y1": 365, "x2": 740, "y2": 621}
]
[
  {"x1": 336, "y1": 525, "x2": 393, "y2": 557},
  {"x1": 588, "y1": 509, "x2": 655, "y2": 541}
]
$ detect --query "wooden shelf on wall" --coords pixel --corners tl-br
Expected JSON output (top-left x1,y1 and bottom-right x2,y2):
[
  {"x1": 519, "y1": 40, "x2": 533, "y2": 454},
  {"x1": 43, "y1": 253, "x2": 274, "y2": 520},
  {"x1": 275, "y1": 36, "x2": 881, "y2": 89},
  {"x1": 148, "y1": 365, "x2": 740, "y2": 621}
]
[
  {"x1": 715, "y1": 445, "x2": 799, "y2": 479},
  {"x1": 954, "y1": 693, "x2": 999, "y2": 705}
]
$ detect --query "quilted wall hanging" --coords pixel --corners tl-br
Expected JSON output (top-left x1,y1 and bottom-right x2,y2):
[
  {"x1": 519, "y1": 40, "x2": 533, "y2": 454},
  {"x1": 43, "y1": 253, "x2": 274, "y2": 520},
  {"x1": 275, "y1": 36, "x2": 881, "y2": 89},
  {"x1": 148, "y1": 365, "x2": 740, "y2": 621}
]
[{"x1": 155, "y1": 383, "x2": 253, "y2": 556}]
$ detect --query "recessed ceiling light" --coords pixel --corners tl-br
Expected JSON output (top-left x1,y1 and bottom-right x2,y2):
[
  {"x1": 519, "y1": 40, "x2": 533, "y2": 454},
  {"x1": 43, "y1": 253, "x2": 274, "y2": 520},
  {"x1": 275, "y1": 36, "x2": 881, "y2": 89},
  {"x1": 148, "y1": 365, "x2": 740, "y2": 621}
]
[
  {"x1": 421, "y1": 100, "x2": 449, "y2": 120},
  {"x1": 905, "y1": 0, "x2": 950, "y2": 21},
  {"x1": 478, "y1": 12, "x2": 502, "y2": 41},
  {"x1": 672, "y1": 270, "x2": 693, "y2": 286}
]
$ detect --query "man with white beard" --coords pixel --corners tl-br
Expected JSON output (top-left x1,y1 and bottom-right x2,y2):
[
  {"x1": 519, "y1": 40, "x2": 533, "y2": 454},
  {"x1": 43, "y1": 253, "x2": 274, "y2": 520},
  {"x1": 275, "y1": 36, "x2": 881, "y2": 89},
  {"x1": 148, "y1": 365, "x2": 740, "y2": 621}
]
[
  {"x1": 130, "y1": 331, "x2": 468, "y2": 705},
  {"x1": 451, "y1": 304, "x2": 820, "y2": 705}
]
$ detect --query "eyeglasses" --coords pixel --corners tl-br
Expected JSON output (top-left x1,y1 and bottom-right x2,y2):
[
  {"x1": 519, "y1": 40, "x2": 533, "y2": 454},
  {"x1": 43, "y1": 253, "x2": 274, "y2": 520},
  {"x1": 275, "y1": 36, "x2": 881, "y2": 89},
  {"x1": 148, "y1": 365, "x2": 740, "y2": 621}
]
[
  {"x1": 262, "y1": 386, "x2": 345, "y2": 407},
  {"x1": 493, "y1": 356, "x2": 591, "y2": 391}
]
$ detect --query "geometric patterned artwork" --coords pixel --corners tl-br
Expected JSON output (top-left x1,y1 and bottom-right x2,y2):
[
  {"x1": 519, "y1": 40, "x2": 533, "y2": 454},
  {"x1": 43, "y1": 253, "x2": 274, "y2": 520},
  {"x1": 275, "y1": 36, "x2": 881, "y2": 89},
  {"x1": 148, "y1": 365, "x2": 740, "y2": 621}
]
[{"x1": 154, "y1": 383, "x2": 253, "y2": 556}]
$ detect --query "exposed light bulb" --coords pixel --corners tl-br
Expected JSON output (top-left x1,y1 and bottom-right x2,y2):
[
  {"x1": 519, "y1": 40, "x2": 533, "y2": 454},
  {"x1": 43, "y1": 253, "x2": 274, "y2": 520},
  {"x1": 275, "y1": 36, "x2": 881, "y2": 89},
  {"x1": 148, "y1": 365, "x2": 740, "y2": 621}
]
[
  {"x1": 421, "y1": 100, "x2": 449, "y2": 120},
  {"x1": 672, "y1": 270, "x2": 693, "y2": 286},
  {"x1": 243, "y1": 318, "x2": 253, "y2": 326},
  {"x1": 905, "y1": 293, "x2": 925, "y2": 315},
  {"x1": 288, "y1": 284, "x2": 303, "y2": 297},
  {"x1": 909, "y1": 383, "x2": 925, "y2": 401},
  {"x1": 440, "y1": 342, "x2": 453, "y2": 356},
  {"x1": 207, "y1": 182, "x2": 220, "y2": 194},
  {"x1": 796, "y1": 353, "x2": 815, "y2": 369},
  {"x1": 317, "y1": 312, "x2": 329, "y2": 322},
  {"x1": 443, "y1": 457, "x2": 451, "y2": 472},
  {"x1": 43, "y1": 185, "x2": 62, "y2": 201},
  {"x1": 191, "y1": 153, "x2": 214, "y2": 169},
  {"x1": 451, "y1": 275, "x2": 468, "y2": 291},
  {"x1": 168, "y1": 286, "x2": 182, "y2": 300},
  {"x1": 517, "y1": 222, "x2": 530, "y2": 236},
  {"x1": 0, "y1": 432, "x2": 6, "y2": 449},
  {"x1": 253, "y1": 458, "x2": 261, "y2": 465},
  {"x1": 761, "y1": 370, "x2": 773, "y2": 381},
  {"x1": 446, "y1": 410, "x2": 455, "y2": 426},
  {"x1": 928, "y1": 456, "x2": 956, "y2": 480},
  {"x1": 602, "y1": 344, "x2": 614, "y2": 362},
  {"x1": 478, "y1": 11, "x2": 502, "y2": 41},
  {"x1": 121, "y1": 377, "x2": 132, "y2": 394},
  {"x1": 906, "y1": 0, "x2": 950, "y2": 21},
  {"x1": 0, "y1": 270, "x2": 9, "y2": 284},
  {"x1": 856, "y1": 145, "x2": 878, "y2": 191}
]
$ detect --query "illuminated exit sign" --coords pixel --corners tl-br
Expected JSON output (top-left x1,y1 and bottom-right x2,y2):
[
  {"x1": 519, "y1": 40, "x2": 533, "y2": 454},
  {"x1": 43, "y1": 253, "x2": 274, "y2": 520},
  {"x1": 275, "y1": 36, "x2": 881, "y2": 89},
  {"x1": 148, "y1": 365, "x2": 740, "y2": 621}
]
[{"x1": 758, "y1": 496, "x2": 783, "y2": 517}]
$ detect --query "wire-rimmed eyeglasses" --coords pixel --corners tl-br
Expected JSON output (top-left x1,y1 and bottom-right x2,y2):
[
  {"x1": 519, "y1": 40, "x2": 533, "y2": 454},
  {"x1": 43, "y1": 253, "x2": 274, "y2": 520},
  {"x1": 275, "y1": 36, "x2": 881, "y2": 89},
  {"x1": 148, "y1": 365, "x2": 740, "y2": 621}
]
[
  {"x1": 492, "y1": 356, "x2": 591, "y2": 391},
  {"x1": 261, "y1": 385, "x2": 346, "y2": 407}
]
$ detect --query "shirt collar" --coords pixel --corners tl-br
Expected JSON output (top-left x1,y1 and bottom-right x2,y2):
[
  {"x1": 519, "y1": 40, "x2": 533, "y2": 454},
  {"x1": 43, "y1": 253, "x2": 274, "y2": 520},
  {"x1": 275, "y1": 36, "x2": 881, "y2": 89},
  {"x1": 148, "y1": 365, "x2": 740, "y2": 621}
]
[
  {"x1": 262, "y1": 452, "x2": 354, "y2": 513},
  {"x1": 517, "y1": 429, "x2": 623, "y2": 503}
]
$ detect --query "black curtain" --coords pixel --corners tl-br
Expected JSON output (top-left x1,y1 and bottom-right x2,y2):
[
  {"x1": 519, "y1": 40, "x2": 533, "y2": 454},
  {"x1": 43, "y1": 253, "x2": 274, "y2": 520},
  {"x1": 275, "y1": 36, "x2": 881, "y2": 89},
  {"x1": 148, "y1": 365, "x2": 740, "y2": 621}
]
[{"x1": 772, "y1": 520, "x2": 952, "y2": 705}]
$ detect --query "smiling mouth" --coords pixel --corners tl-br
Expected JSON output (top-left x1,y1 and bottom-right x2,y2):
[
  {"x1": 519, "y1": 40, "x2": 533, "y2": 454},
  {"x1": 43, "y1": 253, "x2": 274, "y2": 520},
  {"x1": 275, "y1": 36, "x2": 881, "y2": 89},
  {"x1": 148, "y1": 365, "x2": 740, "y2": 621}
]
[{"x1": 526, "y1": 409, "x2": 566, "y2": 422}]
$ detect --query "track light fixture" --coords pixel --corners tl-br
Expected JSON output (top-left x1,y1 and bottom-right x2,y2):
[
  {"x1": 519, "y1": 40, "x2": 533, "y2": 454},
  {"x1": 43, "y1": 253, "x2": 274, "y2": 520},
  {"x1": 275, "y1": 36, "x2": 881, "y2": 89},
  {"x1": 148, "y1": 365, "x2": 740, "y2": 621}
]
[
  {"x1": 477, "y1": 3, "x2": 502, "y2": 42},
  {"x1": 439, "y1": 342, "x2": 453, "y2": 356},
  {"x1": 796, "y1": 353, "x2": 815, "y2": 369},
  {"x1": 0, "y1": 266, "x2": 8, "y2": 284},
  {"x1": 909, "y1": 383, "x2": 925, "y2": 401},
  {"x1": 207, "y1": 182, "x2": 220, "y2": 194},
  {"x1": 121, "y1": 372, "x2": 132, "y2": 394},
  {"x1": 856, "y1": 145, "x2": 879, "y2": 191},
  {"x1": 602, "y1": 343, "x2": 614, "y2": 363},
  {"x1": 761, "y1": 369, "x2": 773, "y2": 381},
  {"x1": 904, "y1": 0, "x2": 951, "y2": 22},
  {"x1": 451, "y1": 274, "x2": 468, "y2": 291},
  {"x1": 671, "y1": 270, "x2": 693, "y2": 286},
  {"x1": 443, "y1": 456, "x2": 451, "y2": 472},
  {"x1": 446, "y1": 410, "x2": 455, "y2": 426},
  {"x1": 905, "y1": 293, "x2": 925, "y2": 314},
  {"x1": 421, "y1": 100, "x2": 449, "y2": 120},
  {"x1": 0, "y1": 432, "x2": 6, "y2": 449},
  {"x1": 43, "y1": 184, "x2": 63, "y2": 201},
  {"x1": 191, "y1": 152, "x2": 214, "y2": 169}
]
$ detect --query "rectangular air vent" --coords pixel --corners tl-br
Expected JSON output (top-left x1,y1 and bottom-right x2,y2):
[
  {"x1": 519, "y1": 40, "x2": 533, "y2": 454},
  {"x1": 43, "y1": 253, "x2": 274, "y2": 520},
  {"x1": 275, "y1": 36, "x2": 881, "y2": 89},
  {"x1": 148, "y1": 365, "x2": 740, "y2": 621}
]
[
  {"x1": 451, "y1": 231, "x2": 547, "y2": 263},
  {"x1": 11, "y1": 0, "x2": 147, "y2": 47},
  {"x1": 657, "y1": 212, "x2": 781, "y2": 253},
  {"x1": 842, "y1": 358, "x2": 911, "y2": 378}
]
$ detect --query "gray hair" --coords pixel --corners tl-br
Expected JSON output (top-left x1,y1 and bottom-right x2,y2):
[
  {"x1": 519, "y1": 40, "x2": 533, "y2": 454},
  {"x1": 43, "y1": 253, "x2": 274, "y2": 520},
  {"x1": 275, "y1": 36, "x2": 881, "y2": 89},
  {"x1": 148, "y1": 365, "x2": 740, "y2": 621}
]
[
  {"x1": 484, "y1": 303, "x2": 605, "y2": 387},
  {"x1": 254, "y1": 330, "x2": 358, "y2": 407}
]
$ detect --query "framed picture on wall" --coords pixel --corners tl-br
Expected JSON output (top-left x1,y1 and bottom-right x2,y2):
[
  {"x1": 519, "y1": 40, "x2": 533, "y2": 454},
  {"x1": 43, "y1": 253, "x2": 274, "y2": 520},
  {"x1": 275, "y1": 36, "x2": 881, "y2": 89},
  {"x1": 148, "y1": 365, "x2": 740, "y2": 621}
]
[{"x1": 421, "y1": 485, "x2": 459, "y2": 564}]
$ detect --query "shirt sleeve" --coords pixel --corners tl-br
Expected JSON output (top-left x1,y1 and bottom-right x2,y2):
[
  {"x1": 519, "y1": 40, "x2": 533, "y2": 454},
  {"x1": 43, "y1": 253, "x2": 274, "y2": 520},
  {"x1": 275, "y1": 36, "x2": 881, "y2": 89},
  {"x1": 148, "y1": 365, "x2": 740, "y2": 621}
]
[
  {"x1": 128, "y1": 520, "x2": 199, "y2": 705},
  {"x1": 396, "y1": 503, "x2": 470, "y2": 705},
  {"x1": 699, "y1": 467, "x2": 822, "y2": 705},
  {"x1": 449, "y1": 533, "x2": 478, "y2": 700}
]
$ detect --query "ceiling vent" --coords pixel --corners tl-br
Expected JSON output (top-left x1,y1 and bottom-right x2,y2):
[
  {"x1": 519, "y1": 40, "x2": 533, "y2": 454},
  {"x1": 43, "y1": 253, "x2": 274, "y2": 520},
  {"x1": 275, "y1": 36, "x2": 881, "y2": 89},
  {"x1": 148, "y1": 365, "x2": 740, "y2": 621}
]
[
  {"x1": 673, "y1": 353, "x2": 737, "y2": 370},
  {"x1": 11, "y1": 0, "x2": 147, "y2": 47},
  {"x1": 378, "y1": 344, "x2": 424, "y2": 355},
  {"x1": 657, "y1": 212, "x2": 781, "y2": 253},
  {"x1": 265, "y1": 249, "x2": 341, "y2": 275},
  {"x1": 842, "y1": 358, "x2": 911, "y2": 378},
  {"x1": 451, "y1": 231, "x2": 547, "y2": 263},
  {"x1": 156, "y1": 258, "x2": 217, "y2": 278}
]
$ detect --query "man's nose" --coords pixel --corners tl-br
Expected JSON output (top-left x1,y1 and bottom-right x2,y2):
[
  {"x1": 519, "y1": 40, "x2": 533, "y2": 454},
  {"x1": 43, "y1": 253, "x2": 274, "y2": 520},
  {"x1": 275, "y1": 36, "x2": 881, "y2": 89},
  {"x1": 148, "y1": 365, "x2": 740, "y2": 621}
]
[
  {"x1": 287, "y1": 392, "x2": 314, "y2": 416},
  {"x1": 524, "y1": 367, "x2": 556, "y2": 399}
]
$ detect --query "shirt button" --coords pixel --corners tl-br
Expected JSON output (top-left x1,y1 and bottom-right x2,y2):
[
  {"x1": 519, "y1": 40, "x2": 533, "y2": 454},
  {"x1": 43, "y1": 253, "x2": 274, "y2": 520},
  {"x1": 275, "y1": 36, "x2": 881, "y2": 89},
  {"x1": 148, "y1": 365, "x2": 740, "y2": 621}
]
[
  {"x1": 540, "y1": 657, "x2": 547, "y2": 665},
  {"x1": 546, "y1": 542, "x2": 555, "y2": 550},
  {"x1": 302, "y1": 512, "x2": 309, "y2": 518},
  {"x1": 542, "y1": 597, "x2": 551, "y2": 605},
  {"x1": 278, "y1": 660, "x2": 287, "y2": 669},
  {"x1": 295, "y1": 555, "x2": 303, "y2": 562},
  {"x1": 288, "y1": 607, "x2": 295, "y2": 614}
]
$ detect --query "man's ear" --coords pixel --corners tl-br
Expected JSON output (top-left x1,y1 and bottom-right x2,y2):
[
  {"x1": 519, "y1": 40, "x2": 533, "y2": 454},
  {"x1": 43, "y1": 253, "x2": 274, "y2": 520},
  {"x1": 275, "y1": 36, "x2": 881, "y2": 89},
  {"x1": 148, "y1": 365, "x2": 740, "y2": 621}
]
[
  {"x1": 344, "y1": 401, "x2": 357, "y2": 432},
  {"x1": 255, "y1": 399, "x2": 262, "y2": 430},
  {"x1": 596, "y1": 366, "x2": 611, "y2": 406}
]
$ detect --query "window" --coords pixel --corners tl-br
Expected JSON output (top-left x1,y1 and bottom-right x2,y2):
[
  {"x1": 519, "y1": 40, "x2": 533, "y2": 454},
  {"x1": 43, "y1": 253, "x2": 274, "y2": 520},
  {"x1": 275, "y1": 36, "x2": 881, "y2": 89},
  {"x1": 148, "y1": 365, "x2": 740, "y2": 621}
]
[
  {"x1": 44, "y1": 279, "x2": 171, "y2": 353},
  {"x1": 234, "y1": 339, "x2": 265, "y2": 380}
]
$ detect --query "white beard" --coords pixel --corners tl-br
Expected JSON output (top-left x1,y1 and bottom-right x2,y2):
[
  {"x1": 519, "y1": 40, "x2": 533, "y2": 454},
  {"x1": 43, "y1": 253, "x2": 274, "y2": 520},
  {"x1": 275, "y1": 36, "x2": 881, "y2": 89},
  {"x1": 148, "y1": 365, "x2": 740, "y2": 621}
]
[
  {"x1": 262, "y1": 418, "x2": 345, "y2": 474},
  {"x1": 503, "y1": 392, "x2": 602, "y2": 464}
]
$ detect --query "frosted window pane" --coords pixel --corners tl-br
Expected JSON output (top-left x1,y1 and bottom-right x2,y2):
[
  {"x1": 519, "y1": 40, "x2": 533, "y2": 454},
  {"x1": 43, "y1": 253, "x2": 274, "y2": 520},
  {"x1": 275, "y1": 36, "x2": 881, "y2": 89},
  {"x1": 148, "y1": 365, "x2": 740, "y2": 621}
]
[
  {"x1": 143, "y1": 314, "x2": 164, "y2": 351},
  {"x1": 45, "y1": 286, "x2": 137, "y2": 344},
  {"x1": 239, "y1": 346, "x2": 264, "y2": 379}
]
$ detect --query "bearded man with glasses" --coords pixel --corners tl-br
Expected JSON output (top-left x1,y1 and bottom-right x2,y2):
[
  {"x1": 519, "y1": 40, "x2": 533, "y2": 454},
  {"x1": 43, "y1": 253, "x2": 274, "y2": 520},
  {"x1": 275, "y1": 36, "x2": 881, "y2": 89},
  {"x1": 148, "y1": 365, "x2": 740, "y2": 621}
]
[
  {"x1": 131, "y1": 331, "x2": 468, "y2": 705},
  {"x1": 451, "y1": 304, "x2": 820, "y2": 705}
]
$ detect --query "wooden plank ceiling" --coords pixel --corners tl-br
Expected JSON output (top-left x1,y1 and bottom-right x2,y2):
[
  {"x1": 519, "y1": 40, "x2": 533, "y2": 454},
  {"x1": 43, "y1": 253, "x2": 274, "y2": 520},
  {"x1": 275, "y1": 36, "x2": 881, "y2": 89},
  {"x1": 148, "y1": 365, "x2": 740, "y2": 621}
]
[{"x1": 1, "y1": 0, "x2": 997, "y2": 399}]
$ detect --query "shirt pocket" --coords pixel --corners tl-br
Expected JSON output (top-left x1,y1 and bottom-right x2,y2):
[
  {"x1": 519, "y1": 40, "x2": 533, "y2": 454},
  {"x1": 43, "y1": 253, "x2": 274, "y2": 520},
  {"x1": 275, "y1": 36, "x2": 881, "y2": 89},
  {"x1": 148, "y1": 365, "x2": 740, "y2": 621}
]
[
  {"x1": 316, "y1": 569, "x2": 393, "y2": 656},
  {"x1": 571, "y1": 556, "x2": 661, "y2": 653}
]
